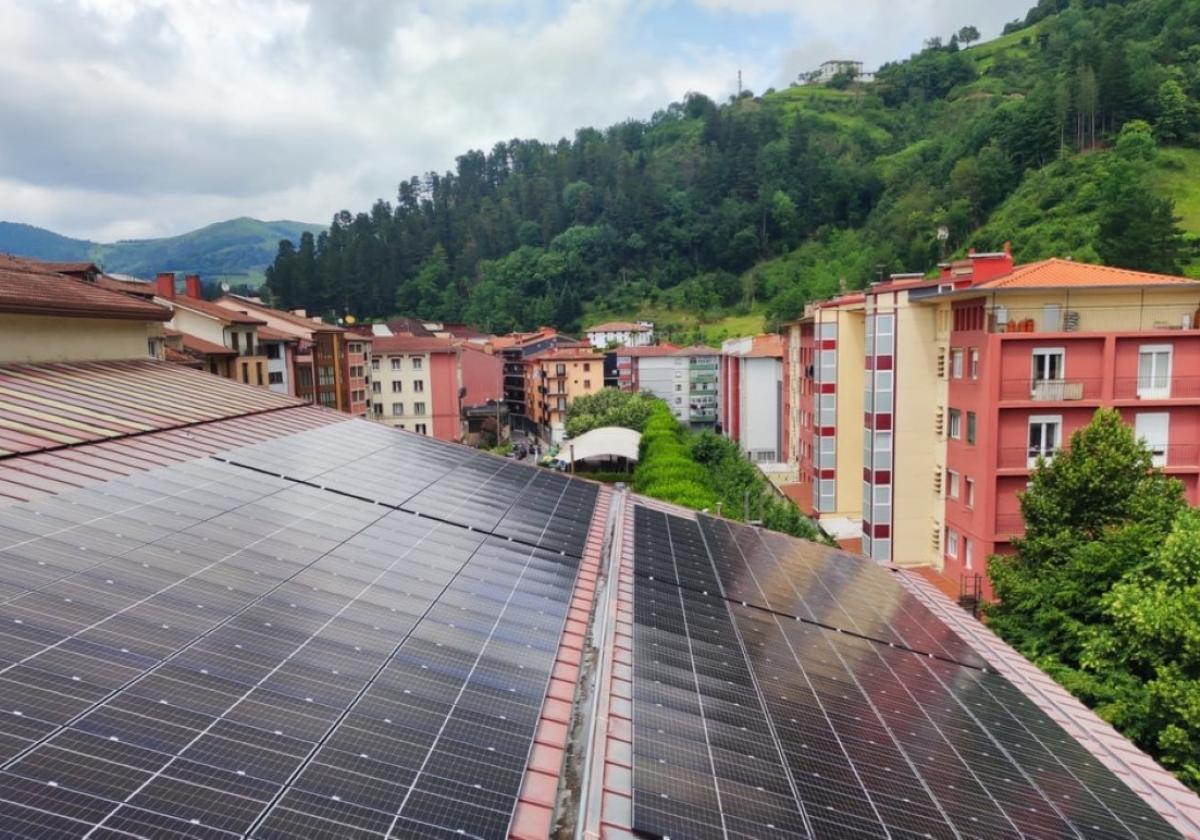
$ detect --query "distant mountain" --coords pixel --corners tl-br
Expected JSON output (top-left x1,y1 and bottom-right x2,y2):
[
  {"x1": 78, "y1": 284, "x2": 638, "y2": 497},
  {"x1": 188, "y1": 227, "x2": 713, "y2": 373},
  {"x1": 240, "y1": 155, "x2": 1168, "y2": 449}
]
[{"x1": 0, "y1": 217, "x2": 324, "y2": 286}]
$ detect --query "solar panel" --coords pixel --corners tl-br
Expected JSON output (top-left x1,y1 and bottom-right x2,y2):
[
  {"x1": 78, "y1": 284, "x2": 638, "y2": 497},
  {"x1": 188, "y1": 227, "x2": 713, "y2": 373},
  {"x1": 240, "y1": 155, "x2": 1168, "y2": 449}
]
[
  {"x1": 218, "y1": 421, "x2": 599, "y2": 557},
  {"x1": 629, "y1": 503, "x2": 1183, "y2": 840},
  {"x1": 0, "y1": 451, "x2": 588, "y2": 838}
]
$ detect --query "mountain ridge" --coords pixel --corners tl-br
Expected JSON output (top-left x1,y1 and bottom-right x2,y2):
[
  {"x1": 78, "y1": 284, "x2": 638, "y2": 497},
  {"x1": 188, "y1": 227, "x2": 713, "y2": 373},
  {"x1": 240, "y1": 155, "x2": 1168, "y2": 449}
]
[{"x1": 0, "y1": 217, "x2": 324, "y2": 284}]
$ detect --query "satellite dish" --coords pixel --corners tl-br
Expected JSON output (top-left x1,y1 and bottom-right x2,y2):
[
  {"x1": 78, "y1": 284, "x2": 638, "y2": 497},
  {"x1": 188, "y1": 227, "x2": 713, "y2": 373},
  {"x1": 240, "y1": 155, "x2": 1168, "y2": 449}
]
[{"x1": 220, "y1": 282, "x2": 231, "y2": 292}]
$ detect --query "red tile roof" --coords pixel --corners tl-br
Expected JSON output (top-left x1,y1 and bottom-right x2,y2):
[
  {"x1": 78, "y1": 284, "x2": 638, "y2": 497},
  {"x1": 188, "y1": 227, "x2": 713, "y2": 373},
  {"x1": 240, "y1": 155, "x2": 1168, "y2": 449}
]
[
  {"x1": 527, "y1": 346, "x2": 605, "y2": 362},
  {"x1": 95, "y1": 275, "x2": 155, "y2": 297},
  {"x1": 672, "y1": 343, "x2": 719, "y2": 356},
  {"x1": 730, "y1": 333, "x2": 784, "y2": 358},
  {"x1": 0, "y1": 260, "x2": 171, "y2": 321},
  {"x1": 371, "y1": 334, "x2": 458, "y2": 354},
  {"x1": 614, "y1": 343, "x2": 681, "y2": 358},
  {"x1": 0, "y1": 360, "x2": 299, "y2": 458},
  {"x1": 215, "y1": 295, "x2": 346, "y2": 333},
  {"x1": 978, "y1": 258, "x2": 1199, "y2": 290},
  {"x1": 586, "y1": 321, "x2": 651, "y2": 333},
  {"x1": 255, "y1": 325, "x2": 295, "y2": 342},
  {"x1": 170, "y1": 296, "x2": 266, "y2": 325},
  {"x1": 179, "y1": 333, "x2": 237, "y2": 356}
]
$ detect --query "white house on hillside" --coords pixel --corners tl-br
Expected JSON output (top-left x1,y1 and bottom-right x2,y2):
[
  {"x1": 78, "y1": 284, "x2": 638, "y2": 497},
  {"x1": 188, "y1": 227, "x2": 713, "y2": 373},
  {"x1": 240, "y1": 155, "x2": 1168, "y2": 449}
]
[{"x1": 585, "y1": 320, "x2": 654, "y2": 348}]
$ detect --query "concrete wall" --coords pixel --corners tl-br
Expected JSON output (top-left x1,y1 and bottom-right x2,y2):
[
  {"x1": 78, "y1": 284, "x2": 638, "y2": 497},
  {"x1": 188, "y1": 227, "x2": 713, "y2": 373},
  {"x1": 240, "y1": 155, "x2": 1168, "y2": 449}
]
[
  {"x1": 0, "y1": 314, "x2": 156, "y2": 363},
  {"x1": 460, "y1": 345, "x2": 503, "y2": 407},
  {"x1": 741, "y1": 357, "x2": 782, "y2": 461}
]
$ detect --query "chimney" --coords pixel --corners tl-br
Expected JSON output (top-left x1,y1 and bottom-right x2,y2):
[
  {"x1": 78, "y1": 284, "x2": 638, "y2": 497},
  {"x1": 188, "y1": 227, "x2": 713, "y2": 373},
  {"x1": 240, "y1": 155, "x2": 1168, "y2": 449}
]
[
  {"x1": 184, "y1": 274, "x2": 203, "y2": 299},
  {"x1": 155, "y1": 272, "x2": 176, "y2": 300}
]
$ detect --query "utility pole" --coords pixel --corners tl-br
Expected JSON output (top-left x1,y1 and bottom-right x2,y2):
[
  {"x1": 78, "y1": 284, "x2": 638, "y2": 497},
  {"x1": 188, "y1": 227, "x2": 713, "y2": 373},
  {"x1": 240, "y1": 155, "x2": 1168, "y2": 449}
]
[{"x1": 737, "y1": 69, "x2": 743, "y2": 97}]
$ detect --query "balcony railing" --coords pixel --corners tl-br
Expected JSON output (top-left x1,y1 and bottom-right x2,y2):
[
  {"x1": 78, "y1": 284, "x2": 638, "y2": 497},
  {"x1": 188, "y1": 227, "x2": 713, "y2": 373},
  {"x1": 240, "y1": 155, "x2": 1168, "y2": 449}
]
[
  {"x1": 1000, "y1": 444, "x2": 1200, "y2": 470},
  {"x1": 987, "y1": 303, "x2": 1200, "y2": 334},
  {"x1": 1113, "y1": 377, "x2": 1200, "y2": 399},
  {"x1": 999, "y1": 378, "x2": 1099, "y2": 401}
]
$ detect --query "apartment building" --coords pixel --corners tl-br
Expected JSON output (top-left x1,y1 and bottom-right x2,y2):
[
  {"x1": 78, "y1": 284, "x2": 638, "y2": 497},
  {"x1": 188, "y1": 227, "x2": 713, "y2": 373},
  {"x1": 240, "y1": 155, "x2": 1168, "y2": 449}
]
[
  {"x1": 156, "y1": 274, "x2": 273, "y2": 386},
  {"x1": 784, "y1": 247, "x2": 1200, "y2": 599},
  {"x1": 584, "y1": 320, "x2": 654, "y2": 348},
  {"x1": 719, "y1": 334, "x2": 785, "y2": 462},
  {"x1": 213, "y1": 295, "x2": 368, "y2": 414},
  {"x1": 367, "y1": 335, "x2": 502, "y2": 441},
  {"x1": 0, "y1": 255, "x2": 169, "y2": 363},
  {"x1": 525, "y1": 346, "x2": 604, "y2": 443},
  {"x1": 496, "y1": 328, "x2": 585, "y2": 430}
]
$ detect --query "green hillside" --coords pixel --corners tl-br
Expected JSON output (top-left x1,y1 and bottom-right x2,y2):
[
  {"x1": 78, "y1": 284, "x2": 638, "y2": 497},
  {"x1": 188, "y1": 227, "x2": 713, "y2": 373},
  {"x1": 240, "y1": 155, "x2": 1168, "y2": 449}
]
[
  {"x1": 0, "y1": 217, "x2": 323, "y2": 285},
  {"x1": 262, "y1": 0, "x2": 1200, "y2": 336}
]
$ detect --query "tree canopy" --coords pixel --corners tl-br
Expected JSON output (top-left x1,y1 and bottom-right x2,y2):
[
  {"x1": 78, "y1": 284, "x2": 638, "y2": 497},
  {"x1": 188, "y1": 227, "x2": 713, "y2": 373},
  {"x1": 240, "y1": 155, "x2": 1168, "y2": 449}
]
[
  {"x1": 987, "y1": 409, "x2": 1198, "y2": 791},
  {"x1": 266, "y1": 0, "x2": 1200, "y2": 334}
]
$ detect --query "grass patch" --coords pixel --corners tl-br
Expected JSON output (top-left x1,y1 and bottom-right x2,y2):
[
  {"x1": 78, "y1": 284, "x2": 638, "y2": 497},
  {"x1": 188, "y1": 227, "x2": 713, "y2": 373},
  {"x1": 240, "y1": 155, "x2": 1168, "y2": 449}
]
[{"x1": 583, "y1": 303, "x2": 764, "y2": 347}]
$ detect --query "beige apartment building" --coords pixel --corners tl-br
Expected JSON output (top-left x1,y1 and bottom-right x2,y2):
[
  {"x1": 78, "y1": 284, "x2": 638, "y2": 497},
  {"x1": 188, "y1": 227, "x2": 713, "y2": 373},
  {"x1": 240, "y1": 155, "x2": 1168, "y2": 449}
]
[{"x1": 525, "y1": 346, "x2": 605, "y2": 443}]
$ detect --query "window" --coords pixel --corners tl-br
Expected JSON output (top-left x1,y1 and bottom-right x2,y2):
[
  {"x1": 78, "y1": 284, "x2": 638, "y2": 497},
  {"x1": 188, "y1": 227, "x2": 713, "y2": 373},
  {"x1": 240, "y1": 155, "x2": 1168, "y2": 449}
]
[
  {"x1": 675, "y1": 384, "x2": 682, "y2": 392},
  {"x1": 265, "y1": 343, "x2": 280, "y2": 360},
  {"x1": 1028, "y1": 415, "x2": 1062, "y2": 466},
  {"x1": 241, "y1": 361, "x2": 249, "y2": 381},
  {"x1": 391, "y1": 357, "x2": 402, "y2": 370},
  {"x1": 966, "y1": 477, "x2": 975, "y2": 508},
  {"x1": 969, "y1": 348, "x2": 980, "y2": 379},
  {"x1": 875, "y1": 314, "x2": 894, "y2": 355},
  {"x1": 1135, "y1": 412, "x2": 1169, "y2": 467},
  {"x1": 964, "y1": 538, "x2": 973, "y2": 571},
  {"x1": 584, "y1": 380, "x2": 591, "y2": 389},
  {"x1": 371, "y1": 358, "x2": 380, "y2": 371},
  {"x1": 1138, "y1": 345, "x2": 1172, "y2": 398},
  {"x1": 948, "y1": 408, "x2": 962, "y2": 440},
  {"x1": 951, "y1": 349, "x2": 964, "y2": 379},
  {"x1": 1031, "y1": 348, "x2": 1065, "y2": 398},
  {"x1": 268, "y1": 371, "x2": 283, "y2": 385},
  {"x1": 415, "y1": 423, "x2": 427, "y2": 435},
  {"x1": 556, "y1": 363, "x2": 566, "y2": 376},
  {"x1": 391, "y1": 381, "x2": 403, "y2": 393},
  {"x1": 392, "y1": 402, "x2": 403, "y2": 416},
  {"x1": 966, "y1": 411, "x2": 977, "y2": 444},
  {"x1": 231, "y1": 332, "x2": 240, "y2": 352},
  {"x1": 874, "y1": 370, "x2": 893, "y2": 414},
  {"x1": 946, "y1": 528, "x2": 959, "y2": 559},
  {"x1": 372, "y1": 381, "x2": 381, "y2": 394},
  {"x1": 372, "y1": 403, "x2": 382, "y2": 416},
  {"x1": 413, "y1": 380, "x2": 424, "y2": 393},
  {"x1": 256, "y1": 363, "x2": 264, "y2": 386},
  {"x1": 414, "y1": 402, "x2": 426, "y2": 415},
  {"x1": 947, "y1": 470, "x2": 961, "y2": 499},
  {"x1": 412, "y1": 357, "x2": 423, "y2": 370},
  {"x1": 583, "y1": 363, "x2": 591, "y2": 372}
]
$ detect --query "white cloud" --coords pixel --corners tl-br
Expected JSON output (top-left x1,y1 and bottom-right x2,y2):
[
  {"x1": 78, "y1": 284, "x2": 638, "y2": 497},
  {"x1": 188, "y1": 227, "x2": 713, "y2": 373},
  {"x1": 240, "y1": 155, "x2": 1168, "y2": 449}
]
[{"x1": 0, "y1": 0, "x2": 1030, "y2": 242}]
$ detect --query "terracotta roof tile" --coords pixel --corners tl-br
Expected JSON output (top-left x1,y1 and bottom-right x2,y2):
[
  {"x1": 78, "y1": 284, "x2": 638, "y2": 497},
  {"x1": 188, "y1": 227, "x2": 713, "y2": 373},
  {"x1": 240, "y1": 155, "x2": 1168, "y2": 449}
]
[
  {"x1": 255, "y1": 325, "x2": 295, "y2": 342},
  {"x1": 979, "y1": 258, "x2": 1199, "y2": 290},
  {"x1": 370, "y1": 335, "x2": 458, "y2": 354},
  {"x1": 614, "y1": 344, "x2": 681, "y2": 358},
  {"x1": 586, "y1": 321, "x2": 650, "y2": 333},
  {"x1": 179, "y1": 333, "x2": 237, "y2": 356},
  {"x1": 215, "y1": 295, "x2": 346, "y2": 333},
  {"x1": 0, "y1": 265, "x2": 171, "y2": 321},
  {"x1": 170, "y1": 296, "x2": 266, "y2": 325}
]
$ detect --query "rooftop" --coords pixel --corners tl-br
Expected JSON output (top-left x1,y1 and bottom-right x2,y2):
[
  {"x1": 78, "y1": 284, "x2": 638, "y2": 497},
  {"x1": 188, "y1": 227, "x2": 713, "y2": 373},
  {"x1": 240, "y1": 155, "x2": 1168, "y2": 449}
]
[
  {"x1": 613, "y1": 343, "x2": 681, "y2": 358},
  {"x1": 0, "y1": 359, "x2": 1194, "y2": 839},
  {"x1": 216, "y1": 294, "x2": 347, "y2": 334},
  {"x1": 0, "y1": 256, "x2": 171, "y2": 322},
  {"x1": 527, "y1": 346, "x2": 605, "y2": 362},
  {"x1": 371, "y1": 334, "x2": 459, "y2": 354},
  {"x1": 977, "y1": 258, "x2": 1200, "y2": 290},
  {"x1": 585, "y1": 321, "x2": 651, "y2": 333},
  {"x1": 169, "y1": 295, "x2": 268, "y2": 325}
]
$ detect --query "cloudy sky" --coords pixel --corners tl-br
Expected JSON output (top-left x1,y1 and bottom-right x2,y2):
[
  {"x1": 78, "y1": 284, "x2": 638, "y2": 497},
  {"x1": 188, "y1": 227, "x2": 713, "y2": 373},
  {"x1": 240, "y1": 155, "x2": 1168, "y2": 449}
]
[{"x1": 0, "y1": 0, "x2": 1032, "y2": 241}]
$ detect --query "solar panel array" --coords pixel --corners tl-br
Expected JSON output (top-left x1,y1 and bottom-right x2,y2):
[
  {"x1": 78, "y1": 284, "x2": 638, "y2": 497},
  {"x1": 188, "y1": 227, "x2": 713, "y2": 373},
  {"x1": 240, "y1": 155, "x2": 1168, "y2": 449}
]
[
  {"x1": 630, "y1": 505, "x2": 1182, "y2": 840},
  {"x1": 0, "y1": 423, "x2": 599, "y2": 839}
]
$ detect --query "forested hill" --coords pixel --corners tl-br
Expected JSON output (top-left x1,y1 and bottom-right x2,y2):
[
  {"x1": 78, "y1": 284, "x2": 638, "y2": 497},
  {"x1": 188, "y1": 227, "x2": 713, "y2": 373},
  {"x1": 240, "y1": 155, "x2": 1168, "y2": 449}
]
[{"x1": 264, "y1": 0, "x2": 1200, "y2": 336}]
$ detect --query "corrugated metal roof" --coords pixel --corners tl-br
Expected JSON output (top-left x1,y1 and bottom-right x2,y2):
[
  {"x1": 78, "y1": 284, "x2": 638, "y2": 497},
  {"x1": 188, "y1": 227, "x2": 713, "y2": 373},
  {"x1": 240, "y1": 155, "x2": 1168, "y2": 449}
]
[{"x1": 0, "y1": 360, "x2": 301, "y2": 458}]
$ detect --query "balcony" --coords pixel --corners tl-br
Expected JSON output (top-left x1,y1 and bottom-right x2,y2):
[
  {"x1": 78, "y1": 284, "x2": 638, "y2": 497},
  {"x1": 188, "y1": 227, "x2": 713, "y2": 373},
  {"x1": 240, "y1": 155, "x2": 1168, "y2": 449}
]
[
  {"x1": 1114, "y1": 377, "x2": 1200, "y2": 400},
  {"x1": 1000, "y1": 444, "x2": 1200, "y2": 470},
  {"x1": 987, "y1": 303, "x2": 1200, "y2": 334},
  {"x1": 999, "y1": 378, "x2": 1099, "y2": 402}
]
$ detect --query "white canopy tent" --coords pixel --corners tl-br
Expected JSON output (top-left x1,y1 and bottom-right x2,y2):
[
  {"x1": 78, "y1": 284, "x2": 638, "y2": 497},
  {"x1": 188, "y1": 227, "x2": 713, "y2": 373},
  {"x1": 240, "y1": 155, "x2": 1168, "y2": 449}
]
[{"x1": 559, "y1": 426, "x2": 641, "y2": 464}]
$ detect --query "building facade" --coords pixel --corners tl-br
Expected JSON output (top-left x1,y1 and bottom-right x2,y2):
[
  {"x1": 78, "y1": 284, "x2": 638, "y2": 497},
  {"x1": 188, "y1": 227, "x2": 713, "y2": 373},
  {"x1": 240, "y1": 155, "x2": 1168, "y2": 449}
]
[
  {"x1": 584, "y1": 320, "x2": 654, "y2": 349},
  {"x1": 719, "y1": 334, "x2": 785, "y2": 463},
  {"x1": 783, "y1": 248, "x2": 1200, "y2": 599},
  {"x1": 525, "y1": 346, "x2": 604, "y2": 443}
]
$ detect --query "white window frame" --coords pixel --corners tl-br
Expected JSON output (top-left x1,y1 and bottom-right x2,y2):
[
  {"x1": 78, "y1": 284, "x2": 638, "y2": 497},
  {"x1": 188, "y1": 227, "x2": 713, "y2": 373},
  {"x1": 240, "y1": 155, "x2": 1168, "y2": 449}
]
[
  {"x1": 947, "y1": 470, "x2": 961, "y2": 499},
  {"x1": 1137, "y1": 344, "x2": 1172, "y2": 398},
  {"x1": 965, "y1": 477, "x2": 975, "y2": 508},
  {"x1": 969, "y1": 348, "x2": 980, "y2": 379},
  {"x1": 951, "y1": 348, "x2": 964, "y2": 379},
  {"x1": 948, "y1": 408, "x2": 962, "y2": 440},
  {"x1": 1028, "y1": 414, "x2": 1062, "y2": 467},
  {"x1": 964, "y1": 537, "x2": 973, "y2": 571},
  {"x1": 1135, "y1": 412, "x2": 1169, "y2": 468},
  {"x1": 946, "y1": 528, "x2": 959, "y2": 559},
  {"x1": 390, "y1": 357, "x2": 402, "y2": 371}
]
